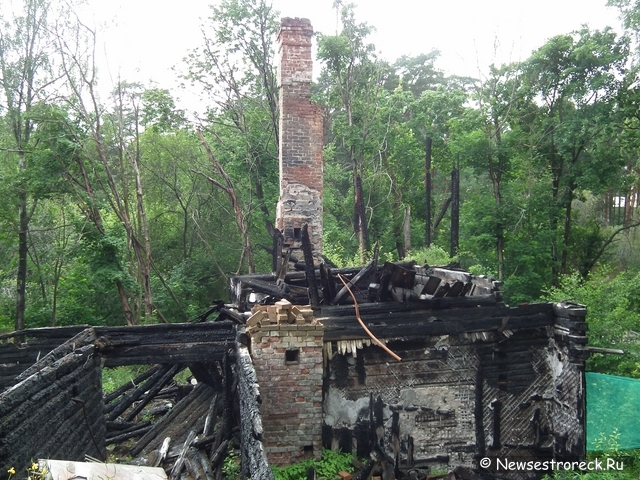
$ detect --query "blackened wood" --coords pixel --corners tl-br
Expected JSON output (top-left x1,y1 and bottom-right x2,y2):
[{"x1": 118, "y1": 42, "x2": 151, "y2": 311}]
[
  {"x1": 94, "y1": 322, "x2": 235, "y2": 345},
  {"x1": 131, "y1": 382, "x2": 216, "y2": 457},
  {"x1": 107, "y1": 365, "x2": 172, "y2": 420},
  {"x1": 320, "y1": 262, "x2": 336, "y2": 305},
  {"x1": 106, "y1": 420, "x2": 151, "y2": 437},
  {"x1": 191, "y1": 302, "x2": 225, "y2": 324},
  {"x1": 235, "y1": 340, "x2": 274, "y2": 480},
  {"x1": 170, "y1": 430, "x2": 196, "y2": 480},
  {"x1": 106, "y1": 421, "x2": 139, "y2": 431},
  {"x1": 150, "y1": 437, "x2": 171, "y2": 467},
  {"x1": 218, "y1": 307, "x2": 244, "y2": 325},
  {"x1": 421, "y1": 276, "x2": 441, "y2": 295},
  {"x1": 104, "y1": 365, "x2": 162, "y2": 405},
  {"x1": 321, "y1": 312, "x2": 555, "y2": 342},
  {"x1": 433, "y1": 282, "x2": 450, "y2": 298},
  {"x1": 0, "y1": 325, "x2": 88, "y2": 341},
  {"x1": 445, "y1": 281, "x2": 464, "y2": 297},
  {"x1": 106, "y1": 423, "x2": 152, "y2": 444},
  {"x1": 554, "y1": 317, "x2": 588, "y2": 333},
  {"x1": 321, "y1": 298, "x2": 548, "y2": 319},
  {"x1": 203, "y1": 394, "x2": 220, "y2": 437},
  {"x1": 188, "y1": 362, "x2": 223, "y2": 390},
  {"x1": 14, "y1": 328, "x2": 96, "y2": 384},
  {"x1": 185, "y1": 447, "x2": 215, "y2": 480},
  {"x1": 385, "y1": 261, "x2": 415, "y2": 289},
  {"x1": 102, "y1": 343, "x2": 227, "y2": 367},
  {"x1": 235, "y1": 277, "x2": 304, "y2": 304},
  {"x1": 124, "y1": 364, "x2": 184, "y2": 422},
  {"x1": 301, "y1": 224, "x2": 320, "y2": 307},
  {"x1": 433, "y1": 196, "x2": 452, "y2": 233},
  {"x1": 0, "y1": 344, "x2": 95, "y2": 420},
  {"x1": 210, "y1": 439, "x2": 228, "y2": 467},
  {"x1": 332, "y1": 258, "x2": 377, "y2": 306},
  {"x1": 552, "y1": 302, "x2": 587, "y2": 318}
]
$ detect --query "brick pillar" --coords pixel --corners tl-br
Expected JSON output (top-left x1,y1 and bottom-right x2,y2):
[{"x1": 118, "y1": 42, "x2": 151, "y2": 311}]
[
  {"x1": 250, "y1": 302, "x2": 324, "y2": 464},
  {"x1": 276, "y1": 18, "x2": 324, "y2": 263}
]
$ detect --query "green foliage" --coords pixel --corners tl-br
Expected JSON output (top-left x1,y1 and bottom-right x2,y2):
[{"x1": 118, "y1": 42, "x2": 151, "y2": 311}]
[
  {"x1": 544, "y1": 268, "x2": 640, "y2": 376},
  {"x1": 222, "y1": 448, "x2": 241, "y2": 480},
  {"x1": 541, "y1": 431, "x2": 640, "y2": 480},
  {"x1": 102, "y1": 366, "x2": 149, "y2": 394},
  {"x1": 272, "y1": 449, "x2": 356, "y2": 480},
  {"x1": 404, "y1": 246, "x2": 456, "y2": 266}
]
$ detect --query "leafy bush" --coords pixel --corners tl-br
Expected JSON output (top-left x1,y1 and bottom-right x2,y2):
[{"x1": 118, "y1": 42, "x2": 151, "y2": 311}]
[
  {"x1": 543, "y1": 268, "x2": 640, "y2": 377},
  {"x1": 272, "y1": 449, "x2": 356, "y2": 480}
]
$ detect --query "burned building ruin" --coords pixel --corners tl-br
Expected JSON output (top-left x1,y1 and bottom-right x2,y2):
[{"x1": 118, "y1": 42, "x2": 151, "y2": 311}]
[{"x1": 0, "y1": 17, "x2": 592, "y2": 480}]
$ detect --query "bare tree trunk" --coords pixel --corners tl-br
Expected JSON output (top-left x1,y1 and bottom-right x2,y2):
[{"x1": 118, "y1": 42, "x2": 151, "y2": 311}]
[
  {"x1": 16, "y1": 186, "x2": 28, "y2": 332},
  {"x1": 131, "y1": 103, "x2": 154, "y2": 318},
  {"x1": 197, "y1": 131, "x2": 255, "y2": 274}
]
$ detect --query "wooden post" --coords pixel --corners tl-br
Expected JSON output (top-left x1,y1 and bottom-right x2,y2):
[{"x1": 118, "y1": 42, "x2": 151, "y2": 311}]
[{"x1": 301, "y1": 224, "x2": 320, "y2": 307}]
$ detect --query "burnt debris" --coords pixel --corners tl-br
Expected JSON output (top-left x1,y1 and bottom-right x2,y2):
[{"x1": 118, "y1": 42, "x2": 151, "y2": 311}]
[{"x1": 0, "y1": 252, "x2": 591, "y2": 480}]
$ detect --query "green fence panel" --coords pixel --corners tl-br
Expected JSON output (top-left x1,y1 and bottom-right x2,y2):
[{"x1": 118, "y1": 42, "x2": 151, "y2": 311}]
[{"x1": 587, "y1": 372, "x2": 640, "y2": 450}]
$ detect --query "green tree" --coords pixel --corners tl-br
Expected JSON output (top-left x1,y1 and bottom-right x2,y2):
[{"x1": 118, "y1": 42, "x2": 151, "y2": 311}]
[
  {"x1": 0, "y1": 0, "x2": 62, "y2": 330},
  {"x1": 317, "y1": 3, "x2": 380, "y2": 259},
  {"x1": 522, "y1": 27, "x2": 630, "y2": 283}
]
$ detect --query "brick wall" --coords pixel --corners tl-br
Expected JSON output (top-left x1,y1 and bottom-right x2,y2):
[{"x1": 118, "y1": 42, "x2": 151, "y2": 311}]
[
  {"x1": 251, "y1": 306, "x2": 324, "y2": 465},
  {"x1": 276, "y1": 18, "x2": 324, "y2": 262}
]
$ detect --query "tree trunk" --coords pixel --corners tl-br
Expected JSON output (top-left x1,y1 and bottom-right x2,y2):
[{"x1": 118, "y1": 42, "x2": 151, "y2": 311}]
[
  {"x1": 425, "y1": 137, "x2": 432, "y2": 247},
  {"x1": 354, "y1": 173, "x2": 369, "y2": 262},
  {"x1": 403, "y1": 205, "x2": 411, "y2": 257},
  {"x1": 15, "y1": 186, "x2": 28, "y2": 332},
  {"x1": 560, "y1": 185, "x2": 575, "y2": 276},
  {"x1": 197, "y1": 131, "x2": 255, "y2": 274}
]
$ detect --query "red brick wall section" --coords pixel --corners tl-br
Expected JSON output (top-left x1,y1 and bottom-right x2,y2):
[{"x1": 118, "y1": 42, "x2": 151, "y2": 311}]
[
  {"x1": 251, "y1": 322, "x2": 325, "y2": 465},
  {"x1": 276, "y1": 18, "x2": 324, "y2": 262}
]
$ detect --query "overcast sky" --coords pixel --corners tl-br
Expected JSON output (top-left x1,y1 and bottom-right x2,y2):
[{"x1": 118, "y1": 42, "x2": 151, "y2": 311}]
[{"x1": 87, "y1": 0, "x2": 623, "y2": 111}]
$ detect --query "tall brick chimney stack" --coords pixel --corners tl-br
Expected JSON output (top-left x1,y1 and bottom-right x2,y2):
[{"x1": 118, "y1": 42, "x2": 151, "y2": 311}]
[{"x1": 276, "y1": 18, "x2": 323, "y2": 264}]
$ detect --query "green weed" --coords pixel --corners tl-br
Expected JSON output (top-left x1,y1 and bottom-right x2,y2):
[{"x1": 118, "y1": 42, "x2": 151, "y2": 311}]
[{"x1": 272, "y1": 449, "x2": 356, "y2": 480}]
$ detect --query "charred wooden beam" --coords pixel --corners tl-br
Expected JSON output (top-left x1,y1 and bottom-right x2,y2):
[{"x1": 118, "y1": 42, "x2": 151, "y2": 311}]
[
  {"x1": 332, "y1": 257, "x2": 378, "y2": 306},
  {"x1": 235, "y1": 334, "x2": 274, "y2": 480},
  {"x1": 123, "y1": 364, "x2": 184, "y2": 422},
  {"x1": 104, "y1": 365, "x2": 163, "y2": 405},
  {"x1": 105, "y1": 422, "x2": 152, "y2": 444},
  {"x1": 320, "y1": 311, "x2": 555, "y2": 342},
  {"x1": 13, "y1": 328, "x2": 96, "y2": 384},
  {"x1": 301, "y1": 224, "x2": 320, "y2": 307},
  {"x1": 320, "y1": 262, "x2": 336, "y2": 305},
  {"x1": 106, "y1": 365, "x2": 174, "y2": 420},
  {"x1": 131, "y1": 382, "x2": 217, "y2": 458}
]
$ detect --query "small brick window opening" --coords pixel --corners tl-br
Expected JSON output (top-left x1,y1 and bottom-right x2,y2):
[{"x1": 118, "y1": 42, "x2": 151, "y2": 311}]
[{"x1": 285, "y1": 348, "x2": 300, "y2": 363}]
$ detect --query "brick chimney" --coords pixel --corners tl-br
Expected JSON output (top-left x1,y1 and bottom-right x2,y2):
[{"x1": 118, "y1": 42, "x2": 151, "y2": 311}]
[{"x1": 276, "y1": 18, "x2": 323, "y2": 264}]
